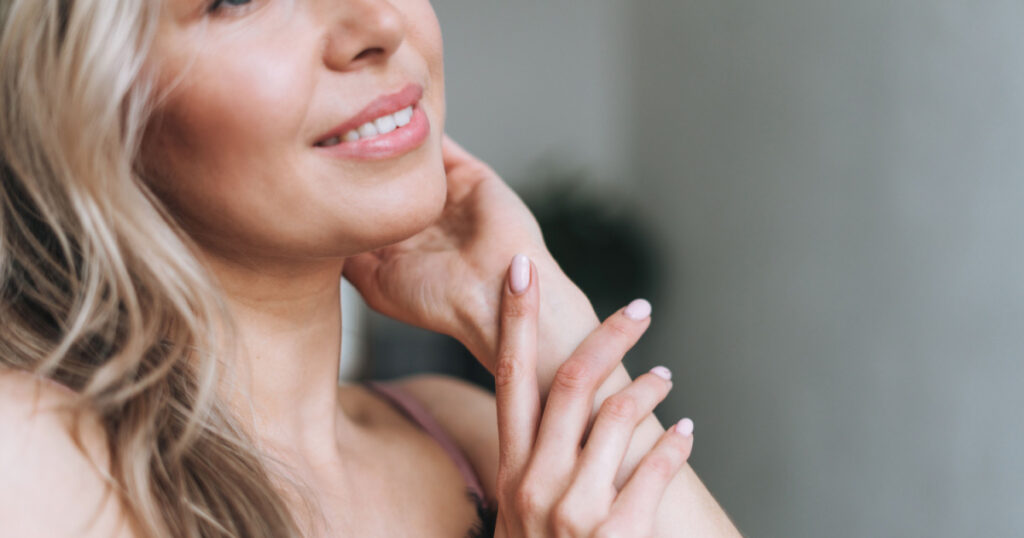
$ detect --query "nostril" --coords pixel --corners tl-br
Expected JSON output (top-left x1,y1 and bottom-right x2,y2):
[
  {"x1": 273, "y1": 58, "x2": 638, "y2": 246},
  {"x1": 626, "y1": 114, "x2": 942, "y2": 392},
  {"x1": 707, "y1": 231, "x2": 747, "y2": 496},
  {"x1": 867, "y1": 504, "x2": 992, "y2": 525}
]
[{"x1": 353, "y1": 47, "x2": 384, "y2": 62}]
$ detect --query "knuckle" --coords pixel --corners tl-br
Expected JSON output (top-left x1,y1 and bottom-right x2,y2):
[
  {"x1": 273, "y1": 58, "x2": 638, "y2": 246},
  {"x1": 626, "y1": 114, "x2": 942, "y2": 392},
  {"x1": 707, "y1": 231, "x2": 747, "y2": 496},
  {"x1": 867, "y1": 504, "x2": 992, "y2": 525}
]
[
  {"x1": 604, "y1": 316, "x2": 636, "y2": 341},
  {"x1": 552, "y1": 359, "x2": 592, "y2": 394},
  {"x1": 502, "y1": 295, "x2": 533, "y2": 319},
  {"x1": 601, "y1": 394, "x2": 639, "y2": 423},
  {"x1": 550, "y1": 503, "x2": 588, "y2": 536},
  {"x1": 494, "y1": 353, "x2": 524, "y2": 389},
  {"x1": 513, "y1": 483, "x2": 545, "y2": 518}
]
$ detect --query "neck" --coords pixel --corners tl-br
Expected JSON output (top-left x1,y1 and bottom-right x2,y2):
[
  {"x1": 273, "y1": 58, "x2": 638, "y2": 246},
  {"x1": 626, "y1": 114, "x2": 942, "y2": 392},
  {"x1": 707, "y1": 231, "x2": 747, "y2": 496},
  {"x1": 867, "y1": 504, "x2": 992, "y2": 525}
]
[{"x1": 197, "y1": 248, "x2": 355, "y2": 462}]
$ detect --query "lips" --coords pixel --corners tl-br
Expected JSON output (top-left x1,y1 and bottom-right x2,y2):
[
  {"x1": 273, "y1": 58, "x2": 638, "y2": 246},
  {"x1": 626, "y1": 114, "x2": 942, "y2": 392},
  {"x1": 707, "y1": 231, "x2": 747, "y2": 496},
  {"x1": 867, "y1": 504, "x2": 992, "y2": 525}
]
[{"x1": 313, "y1": 83, "x2": 424, "y2": 147}]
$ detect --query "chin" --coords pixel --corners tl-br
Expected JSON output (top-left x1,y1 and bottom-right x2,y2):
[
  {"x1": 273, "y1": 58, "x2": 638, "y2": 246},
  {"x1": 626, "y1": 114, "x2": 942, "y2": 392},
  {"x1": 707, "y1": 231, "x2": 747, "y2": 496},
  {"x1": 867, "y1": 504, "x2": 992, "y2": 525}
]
[{"x1": 345, "y1": 166, "x2": 448, "y2": 254}]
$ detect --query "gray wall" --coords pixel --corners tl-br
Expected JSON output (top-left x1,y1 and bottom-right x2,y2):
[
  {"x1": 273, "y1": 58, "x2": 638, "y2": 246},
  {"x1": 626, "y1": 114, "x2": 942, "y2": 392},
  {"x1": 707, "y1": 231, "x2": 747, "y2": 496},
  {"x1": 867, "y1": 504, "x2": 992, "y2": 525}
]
[
  {"x1": 436, "y1": 1, "x2": 1024, "y2": 536},
  {"x1": 434, "y1": 0, "x2": 631, "y2": 184}
]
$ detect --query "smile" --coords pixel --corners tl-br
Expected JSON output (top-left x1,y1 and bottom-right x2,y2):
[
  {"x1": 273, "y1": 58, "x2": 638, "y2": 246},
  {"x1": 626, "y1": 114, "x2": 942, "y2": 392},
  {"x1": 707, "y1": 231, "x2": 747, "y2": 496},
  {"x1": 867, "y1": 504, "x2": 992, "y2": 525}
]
[
  {"x1": 313, "y1": 83, "x2": 430, "y2": 160},
  {"x1": 315, "y1": 106, "x2": 415, "y2": 146}
]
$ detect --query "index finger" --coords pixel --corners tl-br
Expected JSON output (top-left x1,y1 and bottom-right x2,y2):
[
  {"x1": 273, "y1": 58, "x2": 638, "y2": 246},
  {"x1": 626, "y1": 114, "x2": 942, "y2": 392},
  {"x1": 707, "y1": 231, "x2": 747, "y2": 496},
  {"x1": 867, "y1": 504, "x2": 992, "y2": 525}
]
[
  {"x1": 495, "y1": 254, "x2": 541, "y2": 473},
  {"x1": 441, "y1": 135, "x2": 492, "y2": 201},
  {"x1": 441, "y1": 134, "x2": 475, "y2": 170}
]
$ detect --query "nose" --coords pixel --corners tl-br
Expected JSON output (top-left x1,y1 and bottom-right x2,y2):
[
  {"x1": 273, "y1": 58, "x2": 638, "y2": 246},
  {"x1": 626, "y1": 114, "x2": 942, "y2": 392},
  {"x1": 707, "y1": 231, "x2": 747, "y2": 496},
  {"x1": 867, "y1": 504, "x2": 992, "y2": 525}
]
[{"x1": 321, "y1": 0, "x2": 405, "y2": 71}]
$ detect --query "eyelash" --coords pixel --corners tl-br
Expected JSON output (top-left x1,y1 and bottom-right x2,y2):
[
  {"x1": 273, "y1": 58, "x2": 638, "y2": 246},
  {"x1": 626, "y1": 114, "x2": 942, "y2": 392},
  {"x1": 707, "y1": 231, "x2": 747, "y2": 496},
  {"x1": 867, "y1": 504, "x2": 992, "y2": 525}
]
[{"x1": 207, "y1": 0, "x2": 252, "y2": 14}]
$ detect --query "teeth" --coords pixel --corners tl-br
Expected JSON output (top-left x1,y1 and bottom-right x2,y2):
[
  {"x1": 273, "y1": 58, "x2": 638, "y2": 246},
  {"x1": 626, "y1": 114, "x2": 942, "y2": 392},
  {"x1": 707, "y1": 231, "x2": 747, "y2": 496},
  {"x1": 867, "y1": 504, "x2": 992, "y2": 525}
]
[
  {"x1": 357, "y1": 122, "x2": 379, "y2": 138},
  {"x1": 394, "y1": 106, "x2": 413, "y2": 127},
  {"x1": 374, "y1": 114, "x2": 397, "y2": 134},
  {"x1": 318, "y1": 106, "x2": 416, "y2": 147}
]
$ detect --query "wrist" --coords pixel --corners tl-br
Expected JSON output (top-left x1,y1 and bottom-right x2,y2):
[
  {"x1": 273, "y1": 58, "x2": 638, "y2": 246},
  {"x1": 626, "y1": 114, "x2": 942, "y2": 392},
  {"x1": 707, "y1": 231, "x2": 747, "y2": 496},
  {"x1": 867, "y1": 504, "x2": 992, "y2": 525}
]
[
  {"x1": 453, "y1": 251, "x2": 599, "y2": 373},
  {"x1": 531, "y1": 255, "x2": 601, "y2": 392}
]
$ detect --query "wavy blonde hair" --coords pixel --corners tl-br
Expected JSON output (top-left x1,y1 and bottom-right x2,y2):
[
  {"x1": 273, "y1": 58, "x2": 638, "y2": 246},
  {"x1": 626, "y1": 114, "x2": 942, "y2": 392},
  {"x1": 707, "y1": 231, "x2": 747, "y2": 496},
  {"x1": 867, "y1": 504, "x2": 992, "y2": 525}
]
[{"x1": 0, "y1": 1, "x2": 302, "y2": 536}]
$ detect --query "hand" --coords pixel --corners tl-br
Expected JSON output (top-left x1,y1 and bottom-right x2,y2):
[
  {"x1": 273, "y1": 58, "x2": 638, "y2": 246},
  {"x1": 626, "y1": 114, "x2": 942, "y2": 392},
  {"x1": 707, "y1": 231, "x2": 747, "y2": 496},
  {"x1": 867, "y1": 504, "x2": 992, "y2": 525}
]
[
  {"x1": 343, "y1": 135, "x2": 561, "y2": 370},
  {"x1": 494, "y1": 255, "x2": 695, "y2": 537}
]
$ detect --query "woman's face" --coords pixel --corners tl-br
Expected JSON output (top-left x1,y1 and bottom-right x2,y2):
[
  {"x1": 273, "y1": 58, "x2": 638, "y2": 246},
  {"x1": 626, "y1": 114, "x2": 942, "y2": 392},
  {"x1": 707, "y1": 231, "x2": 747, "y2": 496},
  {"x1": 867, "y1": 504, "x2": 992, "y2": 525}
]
[{"x1": 142, "y1": 0, "x2": 446, "y2": 260}]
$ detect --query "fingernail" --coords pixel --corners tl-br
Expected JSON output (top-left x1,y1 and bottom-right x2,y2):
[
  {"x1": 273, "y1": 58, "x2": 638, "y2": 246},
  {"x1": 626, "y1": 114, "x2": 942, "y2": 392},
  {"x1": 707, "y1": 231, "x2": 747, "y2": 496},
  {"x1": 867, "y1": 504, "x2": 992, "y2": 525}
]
[
  {"x1": 623, "y1": 298, "x2": 652, "y2": 320},
  {"x1": 650, "y1": 365, "x2": 672, "y2": 380},
  {"x1": 673, "y1": 418, "x2": 694, "y2": 437},
  {"x1": 509, "y1": 254, "x2": 531, "y2": 294}
]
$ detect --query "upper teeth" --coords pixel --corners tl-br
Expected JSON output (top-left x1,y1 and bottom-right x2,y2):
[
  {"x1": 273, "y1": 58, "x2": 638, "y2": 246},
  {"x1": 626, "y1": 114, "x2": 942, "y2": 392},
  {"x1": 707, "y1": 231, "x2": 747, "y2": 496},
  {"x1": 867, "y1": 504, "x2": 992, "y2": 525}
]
[{"x1": 317, "y1": 106, "x2": 415, "y2": 147}]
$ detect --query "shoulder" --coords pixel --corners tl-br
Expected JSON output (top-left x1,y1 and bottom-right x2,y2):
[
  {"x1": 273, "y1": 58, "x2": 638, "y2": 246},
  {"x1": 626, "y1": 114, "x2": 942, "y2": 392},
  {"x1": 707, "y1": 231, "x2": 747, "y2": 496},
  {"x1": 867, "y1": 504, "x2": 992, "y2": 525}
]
[
  {"x1": 390, "y1": 373, "x2": 499, "y2": 504},
  {"x1": 0, "y1": 370, "x2": 135, "y2": 537}
]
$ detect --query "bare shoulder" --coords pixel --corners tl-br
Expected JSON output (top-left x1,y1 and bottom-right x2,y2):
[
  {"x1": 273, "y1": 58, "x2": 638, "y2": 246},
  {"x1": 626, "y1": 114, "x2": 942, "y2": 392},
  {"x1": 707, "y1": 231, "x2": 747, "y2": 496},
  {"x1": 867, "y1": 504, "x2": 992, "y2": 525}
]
[
  {"x1": 391, "y1": 373, "x2": 499, "y2": 504},
  {"x1": 0, "y1": 369, "x2": 135, "y2": 537}
]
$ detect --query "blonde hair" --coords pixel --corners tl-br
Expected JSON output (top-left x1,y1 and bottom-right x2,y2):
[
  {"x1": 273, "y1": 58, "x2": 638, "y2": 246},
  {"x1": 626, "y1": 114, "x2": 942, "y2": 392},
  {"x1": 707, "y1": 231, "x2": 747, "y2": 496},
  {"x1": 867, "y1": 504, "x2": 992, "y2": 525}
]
[{"x1": 0, "y1": 1, "x2": 302, "y2": 536}]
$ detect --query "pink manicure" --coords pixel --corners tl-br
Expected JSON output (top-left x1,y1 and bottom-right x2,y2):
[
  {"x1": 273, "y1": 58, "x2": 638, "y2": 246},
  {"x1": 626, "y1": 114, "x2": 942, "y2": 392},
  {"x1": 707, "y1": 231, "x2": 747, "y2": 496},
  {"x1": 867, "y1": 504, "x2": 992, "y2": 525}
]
[
  {"x1": 673, "y1": 418, "x2": 694, "y2": 437},
  {"x1": 509, "y1": 254, "x2": 531, "y2": 294},
  {"x1": 650, "y1": 366, "x2": 672, "y2": 380},
  {"x1": 623, "y1": 299, "x2": 652, "y2": 320}
]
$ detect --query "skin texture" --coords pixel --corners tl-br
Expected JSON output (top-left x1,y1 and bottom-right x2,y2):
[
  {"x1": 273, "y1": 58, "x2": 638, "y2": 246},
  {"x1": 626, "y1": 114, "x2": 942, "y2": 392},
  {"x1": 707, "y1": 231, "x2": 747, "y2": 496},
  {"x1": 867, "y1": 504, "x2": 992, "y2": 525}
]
[
  {"x1": 143, "y1": 0, "x2": 449, "y2": 261},
  {"x1": 3, "y1": 0, "x2": 743, "y2": 536},
  {"x1": 140, "y1": 0, "x2": 451, "y2": 461},
  {"x1": 489, "y1": 260, "x2": 697, "y2": 537},
  {"x1": 0, "y1": 372, "x2": 134, "y2": 537}
]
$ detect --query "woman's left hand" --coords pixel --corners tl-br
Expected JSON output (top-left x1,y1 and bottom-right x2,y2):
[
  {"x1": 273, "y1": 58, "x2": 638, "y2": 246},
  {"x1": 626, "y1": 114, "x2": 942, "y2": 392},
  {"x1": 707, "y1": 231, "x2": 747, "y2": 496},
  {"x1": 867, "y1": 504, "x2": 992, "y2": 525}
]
[{"x1": 343, "y1": 135, "x2": 585, "y2": 371}]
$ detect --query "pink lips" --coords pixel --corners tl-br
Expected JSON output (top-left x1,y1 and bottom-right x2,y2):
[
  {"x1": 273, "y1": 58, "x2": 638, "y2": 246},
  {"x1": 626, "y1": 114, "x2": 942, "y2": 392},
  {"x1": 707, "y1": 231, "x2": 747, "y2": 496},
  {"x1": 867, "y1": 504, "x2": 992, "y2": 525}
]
[{"x1": 313, "y1": 83, "x2": 430, "y2": 160}]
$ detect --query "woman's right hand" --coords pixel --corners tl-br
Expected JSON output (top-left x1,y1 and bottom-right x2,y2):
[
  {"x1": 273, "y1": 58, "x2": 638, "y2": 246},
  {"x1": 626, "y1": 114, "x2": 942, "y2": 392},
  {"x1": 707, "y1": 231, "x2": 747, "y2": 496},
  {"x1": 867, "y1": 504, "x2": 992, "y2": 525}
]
[{"x1": 494, "y1": 254, "x2": 695, "y2": 537}]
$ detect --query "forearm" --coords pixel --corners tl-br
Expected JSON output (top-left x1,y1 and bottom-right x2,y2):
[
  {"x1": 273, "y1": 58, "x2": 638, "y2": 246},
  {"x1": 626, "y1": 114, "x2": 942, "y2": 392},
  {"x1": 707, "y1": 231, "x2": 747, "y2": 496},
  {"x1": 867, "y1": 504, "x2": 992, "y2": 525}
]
[{"x1": 462, "y1": 256, "x2": 740, "y2": 536}]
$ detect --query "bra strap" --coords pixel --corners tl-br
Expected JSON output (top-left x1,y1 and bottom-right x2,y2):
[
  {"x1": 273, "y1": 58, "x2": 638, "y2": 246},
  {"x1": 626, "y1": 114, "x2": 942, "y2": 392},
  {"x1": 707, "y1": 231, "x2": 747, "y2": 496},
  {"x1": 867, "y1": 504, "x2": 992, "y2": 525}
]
[{"x1": 362, "y1": 380, "x2": 489, "y2": 510}]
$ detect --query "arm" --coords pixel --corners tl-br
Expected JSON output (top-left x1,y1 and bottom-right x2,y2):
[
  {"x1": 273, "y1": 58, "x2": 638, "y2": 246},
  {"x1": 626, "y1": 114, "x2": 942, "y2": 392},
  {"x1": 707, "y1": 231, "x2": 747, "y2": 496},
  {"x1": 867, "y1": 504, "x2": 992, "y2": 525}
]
[{"x1": 342, "y1": 136, "x2": 740, "y2": 535}]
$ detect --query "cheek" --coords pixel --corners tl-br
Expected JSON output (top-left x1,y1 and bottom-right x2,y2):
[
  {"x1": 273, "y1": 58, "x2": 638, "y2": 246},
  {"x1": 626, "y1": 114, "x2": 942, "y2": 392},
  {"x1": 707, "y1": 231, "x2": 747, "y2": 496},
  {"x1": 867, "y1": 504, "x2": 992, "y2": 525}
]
[
  {"x1": 143, "y1": 41, "x2": 317, "y2": 237},
  {"x1": 408, "y1": 2, "x2": 444, "y2": 85},
  {"x1": 141, "y1": 1, "x2": 449, "y2": 257},
  {"x1": 328, "y1": 168, "x2": 447, "y2": 252},
  {"x1": 162, "y1": 46, "x2": 312, "y2": 175}
]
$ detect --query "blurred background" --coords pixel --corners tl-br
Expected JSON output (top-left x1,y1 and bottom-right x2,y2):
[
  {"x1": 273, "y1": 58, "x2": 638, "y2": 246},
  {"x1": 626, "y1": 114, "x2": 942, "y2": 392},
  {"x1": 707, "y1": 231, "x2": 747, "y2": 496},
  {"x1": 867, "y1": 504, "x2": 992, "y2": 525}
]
[{"x1": 341, "y1": 1, "x2": 1024, "y2": 536}]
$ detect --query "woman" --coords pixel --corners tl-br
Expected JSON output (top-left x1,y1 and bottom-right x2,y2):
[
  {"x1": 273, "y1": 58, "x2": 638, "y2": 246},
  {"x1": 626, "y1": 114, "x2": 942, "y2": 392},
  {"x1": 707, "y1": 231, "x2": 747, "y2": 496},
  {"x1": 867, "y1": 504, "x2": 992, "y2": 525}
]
[{"x1": 0, "y1": 0, "x2": 741, "y2": 536}]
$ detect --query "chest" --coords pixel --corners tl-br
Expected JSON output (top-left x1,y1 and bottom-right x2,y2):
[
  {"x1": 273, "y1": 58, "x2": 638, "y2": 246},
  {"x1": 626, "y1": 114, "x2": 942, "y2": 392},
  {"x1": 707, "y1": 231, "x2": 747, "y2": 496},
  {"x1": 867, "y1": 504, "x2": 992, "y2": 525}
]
[{"x1": 294, "y1": 403, "x2": 484, "y2": 537}]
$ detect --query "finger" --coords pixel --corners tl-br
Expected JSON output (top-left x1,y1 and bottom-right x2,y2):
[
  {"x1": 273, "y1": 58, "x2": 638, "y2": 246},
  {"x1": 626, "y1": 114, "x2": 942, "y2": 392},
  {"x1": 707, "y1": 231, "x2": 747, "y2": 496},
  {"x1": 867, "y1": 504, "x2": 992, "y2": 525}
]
[
  {"x1": 532, "y1": 299, "x2": 653, "y2": 467},
  {"x1": 441, "y1": 134, "x2": 476, "y2": 171},
  {"x1": 494, "y1": 254, "x2": 542, "y2": 476},
  {"x1": 442, "y1": 135, "x2": 494, "y2": 201},
  {"x1": 341, "y1": 253, "x2": 385, "y2": 304},
  {"x1": 571, "y1": 367, "x2": 674, "y2": 493},
  {"x1": 603, "y1": 419, "x2": 694, "y2": 536},
  {"x1": 549, "y1": 368, "x2": 672, "y2": 537}
]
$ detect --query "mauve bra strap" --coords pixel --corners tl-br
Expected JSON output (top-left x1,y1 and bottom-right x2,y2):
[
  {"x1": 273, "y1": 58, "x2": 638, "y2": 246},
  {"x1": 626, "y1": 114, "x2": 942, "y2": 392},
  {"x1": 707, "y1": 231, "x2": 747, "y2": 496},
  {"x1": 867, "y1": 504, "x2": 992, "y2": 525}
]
[{"x1": 362, "y1": 380, "x2": 489, "y2": 510}]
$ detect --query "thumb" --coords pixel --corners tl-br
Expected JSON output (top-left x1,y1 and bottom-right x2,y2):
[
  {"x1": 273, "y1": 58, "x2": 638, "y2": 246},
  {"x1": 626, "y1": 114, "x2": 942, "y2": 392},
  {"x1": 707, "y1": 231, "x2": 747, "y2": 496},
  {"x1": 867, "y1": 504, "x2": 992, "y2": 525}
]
[
  {"x1": 342, "y1": 252, "x2": 386, "y2": 309},
  {"x1": 442, "y1": 134, "x2": 476, "y2": 171}
]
